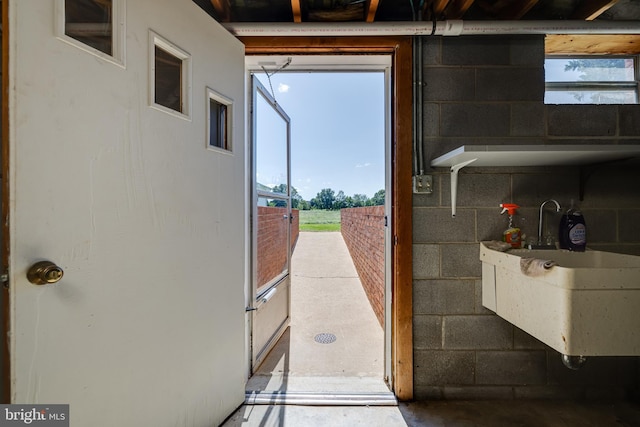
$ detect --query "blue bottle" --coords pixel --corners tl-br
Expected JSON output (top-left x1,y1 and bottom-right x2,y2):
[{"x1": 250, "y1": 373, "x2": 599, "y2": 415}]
[{"x1": 559, "y1": 207, "x2": 586, "y2": 252}]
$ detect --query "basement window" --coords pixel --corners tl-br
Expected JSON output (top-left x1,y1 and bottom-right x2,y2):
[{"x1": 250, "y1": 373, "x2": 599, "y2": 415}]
[
  {"x1": 207, "y1": 88, "x2": 232, "y2": 152},
  {"x1": 57, "y1": 0, "x2": 125, "y2": 65},
  {"x1": 545, "y1": 56, "x2": 638, "y2": 104},
  {"x1": 150, "y1": 32, "x2": 191, "y2": 118}
]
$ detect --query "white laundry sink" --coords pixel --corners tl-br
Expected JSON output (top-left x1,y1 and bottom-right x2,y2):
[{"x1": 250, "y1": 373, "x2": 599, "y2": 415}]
[{"x1": 480, "y1": 242, "x2": 640, "y2": 356}]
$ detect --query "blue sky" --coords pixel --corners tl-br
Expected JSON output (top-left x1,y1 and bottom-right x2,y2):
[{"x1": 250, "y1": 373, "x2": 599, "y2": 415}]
[{"x1": 254, "y1": 72, "x2": 385, "y2": 201}]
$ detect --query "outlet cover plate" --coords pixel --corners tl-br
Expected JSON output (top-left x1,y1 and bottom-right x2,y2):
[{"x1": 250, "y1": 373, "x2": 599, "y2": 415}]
[{"x1": 413, "y1": 175, "x2": 433, "y2": 194}]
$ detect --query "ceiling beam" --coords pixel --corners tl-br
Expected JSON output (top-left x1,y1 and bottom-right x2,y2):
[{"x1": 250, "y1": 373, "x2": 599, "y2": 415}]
[
  {"x1": 423, "y1": 0, "x2": 452, "y2": 18},
  {"x1": 546, "y1": 34, "x2": 640, "y2": 55},
  {"x1": 445, "y1": 0, "x2": 475, "y2": 19},
  {"x1": 209, "y1": 0, "x2": 231, "y2": 22},
  {"x1": 571, "y1": 0, "x2": 619, "y2": 21},
  {"x1": 365, "y1": 0, "x2": 380, "y2": 22},
  {"x1": 433, "y1": 0, "x2": 452, "y2": 15},
  {"x1": 291, "y1": 0, "x2": 302, "y2": 23},
  {"x1": 496, "y1": 0, "x2": 538, "y2": 20}
]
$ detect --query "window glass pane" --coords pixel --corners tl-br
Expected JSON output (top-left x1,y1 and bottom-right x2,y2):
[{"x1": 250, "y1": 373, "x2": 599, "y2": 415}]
[
  {"x1": 209, "y1": 98, "x2": 228, "y2": 150},
  {"x1": 545, "y1": 58, "x2": 635, "y2": 82},
  {"x1": 65, "y1": 0, "x2": 113, "y2": 56},
  {"x1": 256, "y1": 198, "x2": 289, "y2": 293},
  {"x1": 545, "y1": 89, "x2": 637, "y2": 105},
  {"x1": 155, "y1": 46, "x2": 183, "y2": 113},
  {"x1": 256, "y1": 92, "x2": 288, "y2": 196}
]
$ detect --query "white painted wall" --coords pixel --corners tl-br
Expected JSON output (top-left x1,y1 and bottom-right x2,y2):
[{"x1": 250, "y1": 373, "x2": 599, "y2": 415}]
[{"x1": 9, "y1": 1, "x2": 246, "y2": 425}]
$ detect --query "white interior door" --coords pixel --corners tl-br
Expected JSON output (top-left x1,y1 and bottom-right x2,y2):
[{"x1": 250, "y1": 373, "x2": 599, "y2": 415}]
[
  {"x1": 7, "y1": 1, "x2": 246, "y2": 425},
  {"x1": 250, "y1": 76, "x2": 293, "y2": 370}
]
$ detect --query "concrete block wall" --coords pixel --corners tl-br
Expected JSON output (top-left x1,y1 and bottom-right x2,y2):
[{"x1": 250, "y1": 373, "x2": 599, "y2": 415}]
[
  {"x1": 257, "y1": 207, "x2": 299, "y2": 287},
  {"x1": 413, "y1": 35, "x2": 640, "y2": 400},
  {"x1": 341, "y1": 206, "x2": 385, "y2": 326}
]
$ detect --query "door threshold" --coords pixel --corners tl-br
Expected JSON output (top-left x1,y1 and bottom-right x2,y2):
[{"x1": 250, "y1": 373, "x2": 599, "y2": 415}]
[{"x1": 245, "y1": 390, "x2": 397, "y2": 406}]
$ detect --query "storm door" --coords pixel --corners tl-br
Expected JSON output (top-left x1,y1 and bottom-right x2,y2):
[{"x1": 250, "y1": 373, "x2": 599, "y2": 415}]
[{"x1": 250, "y1": 76, "x2": 293, "y2": 369}]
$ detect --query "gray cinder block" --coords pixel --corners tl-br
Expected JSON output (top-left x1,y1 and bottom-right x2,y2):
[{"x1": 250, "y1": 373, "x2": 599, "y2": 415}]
[
  {"x1": 476, "y1": 351, "x2": 547, "y2": 385},
  {"x1": 476, "y1": 68, "x2": 543, "y2": 102},
  {"x1": 413, "y1": 279, "x2": 476, "y2": 315},
  {"x1": 414, "y1": 350, "x2": 475, "y2": 385},
  {"x1": 414, "y1": 208, "x2": 476, "y2": 243},
  {"x1": 412, "y1": 244, "x2": 440, "y2": 279},
  {"x1": 413, "y1": 315, "x2": 443, "y2": 350},
  {"x1": 547, "y1": 105, "x2": 617, "y2": 136},
  {"x1": 443, "y1": 315, "x2": 513, "y2": 350},
  {"x1": 441, "y1": 244, "x2": 481, "y2": 278},
  {"x1": 441, "y1": 104, "x2": 510, "y2": 137}
]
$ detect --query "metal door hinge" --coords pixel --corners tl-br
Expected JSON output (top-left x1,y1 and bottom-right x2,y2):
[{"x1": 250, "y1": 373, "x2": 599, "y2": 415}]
[
  {"x1": 1, "y1": 272, "x2": 8, "y2": 288},
  {"x1": 245, "y1": 306, "x2": 258, "y2": 312}
]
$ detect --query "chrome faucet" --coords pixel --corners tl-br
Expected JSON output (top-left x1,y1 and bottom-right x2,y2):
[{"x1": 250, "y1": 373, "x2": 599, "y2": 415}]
[{"x1": 537, "y1": 199, "x2": 561, "y2": 247}]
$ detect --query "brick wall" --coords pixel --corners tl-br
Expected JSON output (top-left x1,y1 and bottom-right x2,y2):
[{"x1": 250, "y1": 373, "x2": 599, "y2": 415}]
[
  {"x1": 413, "y1": 35, "x2": 640, "y2": 400},
  {"x1": 257, "y1": 207, "x2": 299, "y2": 288},
  {"x1": 341, "y1": 206, "x2": 385, "y2": 327}
]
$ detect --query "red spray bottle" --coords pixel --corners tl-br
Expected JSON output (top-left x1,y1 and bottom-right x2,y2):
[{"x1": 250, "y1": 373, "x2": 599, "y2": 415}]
[{"x1": 500, "y1": 203, "x2": 521, "y2": 248}]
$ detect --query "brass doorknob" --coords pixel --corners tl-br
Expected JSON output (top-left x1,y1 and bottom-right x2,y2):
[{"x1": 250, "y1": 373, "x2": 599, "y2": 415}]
[{"x1": 27, "y1": 261, "x2": 64, "y2": 285}]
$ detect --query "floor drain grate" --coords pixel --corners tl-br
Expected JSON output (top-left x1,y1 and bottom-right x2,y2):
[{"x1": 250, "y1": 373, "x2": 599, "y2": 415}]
[{"x1": 314, "y1": 333, "x2": 337, "y2": 344}]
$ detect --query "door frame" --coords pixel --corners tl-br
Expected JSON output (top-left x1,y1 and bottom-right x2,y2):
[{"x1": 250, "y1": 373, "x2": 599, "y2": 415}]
[
  {"x1": 1, "y1": 0, "x2": 10, "y2": 404},
  {"x1": 241, "y1": 36, "x2": 413, "y2": 400}
]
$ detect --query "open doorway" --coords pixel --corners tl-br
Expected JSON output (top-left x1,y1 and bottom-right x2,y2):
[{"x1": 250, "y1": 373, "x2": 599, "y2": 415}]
[
  {"x1": 246, "y1": 56, "x2": 393, "y2": 400},
  {"x1": 241, "y1": 36, "x2": 414, "y2": 402}
]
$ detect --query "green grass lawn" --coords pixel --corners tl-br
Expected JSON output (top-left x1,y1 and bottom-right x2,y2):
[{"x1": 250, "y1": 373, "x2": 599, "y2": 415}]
[{"x1": 298, "y1": 210, "x2": 341, "y2": 232}]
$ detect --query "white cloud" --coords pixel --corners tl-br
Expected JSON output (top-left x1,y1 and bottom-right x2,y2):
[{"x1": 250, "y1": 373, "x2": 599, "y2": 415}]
[
  {"x1": 278, "y1": 83, "x2": 290, "y2": 93},
  {"x1": 356, "y1": 163, "x2": 372, "y2": 168}
]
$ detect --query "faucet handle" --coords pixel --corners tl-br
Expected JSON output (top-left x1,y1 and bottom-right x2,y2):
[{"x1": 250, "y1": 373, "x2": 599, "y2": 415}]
[{"x1": 545, "y1": 232, "x2": 555, "y2": 246}]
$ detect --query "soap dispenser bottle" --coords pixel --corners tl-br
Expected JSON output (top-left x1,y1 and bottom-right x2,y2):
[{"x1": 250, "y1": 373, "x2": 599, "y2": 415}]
[
  {"x1": 500, "y1": 203, "x2": 521, "y2": 249},
  {"x1": 559, "y1": 202, "x2": 586, "y2": 252}
]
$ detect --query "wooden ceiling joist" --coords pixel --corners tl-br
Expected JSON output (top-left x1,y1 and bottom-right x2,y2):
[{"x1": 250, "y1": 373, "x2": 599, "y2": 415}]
[
  {"x1": 445, "y1": 0, "x2": 475, "y2": 19},
  {"x1": 423, "y1": 0, "x2": 452, "y2": 18},
  {"x1": 433, "y1": 0, "x2": 452, "y2": 15},
  {"x1": 365, "y1": 0, "x2": 381, "y2": 23},
  {"x1": 209, "y1": 0, "x2": 231, "y2": 22},
  {"x1": 571, "y1": 0, "x2": 620, "y2": 21},
  {"x1": 495, "y1": 0, "x2": 538, "y2": 20},
  {"x1": 546, "y1": 34, "x2": 640, "y2": 55},
  {"x1": 291, "y1": 0, "x2": 302, "y2": 22}
]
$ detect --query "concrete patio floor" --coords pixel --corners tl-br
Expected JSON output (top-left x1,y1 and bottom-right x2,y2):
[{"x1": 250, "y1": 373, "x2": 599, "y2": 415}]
[{"x1": 245, "y1": 231, "x2": 387, "y2": 394}]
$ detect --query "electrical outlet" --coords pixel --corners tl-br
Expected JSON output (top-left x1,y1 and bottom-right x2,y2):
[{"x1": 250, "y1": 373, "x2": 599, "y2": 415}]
[{"x1": 413, "y1": 175, "x2": 433, "y2": 194}]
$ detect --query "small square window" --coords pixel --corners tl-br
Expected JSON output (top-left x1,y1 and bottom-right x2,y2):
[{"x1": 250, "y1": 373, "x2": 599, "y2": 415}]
[
  {"x1": 207, "y1": 88, "x2": 233, "y2": 152},
  {"x1": 155, "y1": 46, "x2": 183, "y2": 112},
  {"x1": 150, "y1": 32, "x2": 191, "y2": 118},
  {"x1": 545, "y1": 56, "x2": 639, "y2": 105},
  {"x1": 57, "y1": 0, "x2": 124, "y2": 65},
  {"x1": 65, "y1": 0, "x2": 113, "y2": 55}
]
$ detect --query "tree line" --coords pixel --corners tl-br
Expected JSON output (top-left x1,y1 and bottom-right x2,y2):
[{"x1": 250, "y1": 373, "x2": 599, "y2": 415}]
[{"x1": 270, "y1": 184, "x2": 384, "y2": 210}]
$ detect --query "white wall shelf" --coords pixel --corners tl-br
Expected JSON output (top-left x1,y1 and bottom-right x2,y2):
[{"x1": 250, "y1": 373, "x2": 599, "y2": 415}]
[{"x1": 430, "y1": 144, "x2": 640, "y2": 217}]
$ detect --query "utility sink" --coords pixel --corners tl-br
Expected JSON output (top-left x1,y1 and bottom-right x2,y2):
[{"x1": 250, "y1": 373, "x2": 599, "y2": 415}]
[{"x1": 480, "y1": 242, "x2": 640, "y2": 357}]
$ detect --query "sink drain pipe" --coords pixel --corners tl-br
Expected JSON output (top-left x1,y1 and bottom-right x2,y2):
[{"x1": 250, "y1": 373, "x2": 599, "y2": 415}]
[
  {"x1": 225, "y1": 20, "x2": 640, "y2": 37},
  {"x1": 561, "y1": 354, "x2": 588, "y2": 370}
]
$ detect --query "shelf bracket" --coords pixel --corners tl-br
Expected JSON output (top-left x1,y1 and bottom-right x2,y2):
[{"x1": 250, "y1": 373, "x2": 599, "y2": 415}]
[
  {"x1": 579, "y1": 157, "x2": 634, "y2": 202},
  {"x1": 450, "y1": 158, "x2": 477, "y2": 218}
]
